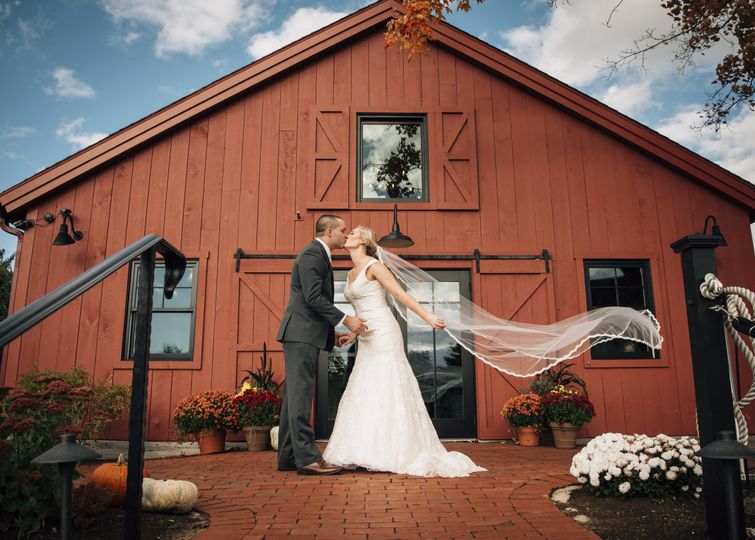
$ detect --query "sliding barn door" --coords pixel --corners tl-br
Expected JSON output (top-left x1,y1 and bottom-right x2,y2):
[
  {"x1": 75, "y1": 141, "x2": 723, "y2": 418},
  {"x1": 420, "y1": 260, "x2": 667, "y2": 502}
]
[{"x1": 474, "y1": 260, "x2": 557, "y2": 440}]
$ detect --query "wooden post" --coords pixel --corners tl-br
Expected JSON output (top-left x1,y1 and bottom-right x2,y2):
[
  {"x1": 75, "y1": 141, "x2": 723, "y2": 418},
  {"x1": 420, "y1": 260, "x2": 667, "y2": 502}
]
[{"x1": 671, "y1": 233, "x2": 741, "y2": 540}]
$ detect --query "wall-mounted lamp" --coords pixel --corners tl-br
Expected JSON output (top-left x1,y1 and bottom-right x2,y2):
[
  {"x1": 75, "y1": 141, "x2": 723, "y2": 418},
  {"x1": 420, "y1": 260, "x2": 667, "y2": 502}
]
[
  {"x1": 702, "y1": 215, "x2": 727, "y2": 247},
  {"x1": 52, "y1": 208, "x2": 84, "y2": 246},
  {"x1": 378, "y1": 203, "x2": 414, "y2": 248}
]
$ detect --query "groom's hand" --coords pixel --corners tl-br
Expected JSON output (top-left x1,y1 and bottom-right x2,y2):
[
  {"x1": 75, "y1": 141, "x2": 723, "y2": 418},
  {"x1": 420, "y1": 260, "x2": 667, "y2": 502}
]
[
  {"x1": 344, "y1": 315, "x2": 368, "y2": 334},
  {"x1": 336, "y1": 333, "x2": 356, "y2": 347}
]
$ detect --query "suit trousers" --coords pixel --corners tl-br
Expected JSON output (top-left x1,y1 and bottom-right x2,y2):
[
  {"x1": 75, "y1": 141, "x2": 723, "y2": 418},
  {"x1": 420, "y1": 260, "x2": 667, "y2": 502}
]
[{"x1": 277, "y1": 341, "x2": 322, "y2": 468}]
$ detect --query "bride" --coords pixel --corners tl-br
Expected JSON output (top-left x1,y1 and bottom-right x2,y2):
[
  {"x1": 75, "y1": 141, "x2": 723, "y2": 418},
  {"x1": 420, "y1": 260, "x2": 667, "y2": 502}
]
[
  {"x1": 322, "y1": 226, "x2": 486, "y2": 477},
  {"x1": 322, "y1": 225, "x2": 663, "y2": 477}
]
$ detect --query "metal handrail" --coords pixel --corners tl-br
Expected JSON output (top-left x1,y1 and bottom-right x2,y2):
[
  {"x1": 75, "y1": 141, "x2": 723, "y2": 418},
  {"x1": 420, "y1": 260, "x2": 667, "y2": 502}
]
[
  {"x1": 0, "y1": 234, "x2": 185, "y2": 540},
  {"x1": 0, "y1": 234, "x2": 185, "y2": 347}
]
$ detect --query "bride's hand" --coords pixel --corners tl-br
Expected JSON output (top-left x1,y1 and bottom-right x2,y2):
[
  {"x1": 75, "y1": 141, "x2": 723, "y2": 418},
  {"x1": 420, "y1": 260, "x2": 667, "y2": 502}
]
[{"x1": 425, "y1": 314, "x2": 445, "y2": 330}]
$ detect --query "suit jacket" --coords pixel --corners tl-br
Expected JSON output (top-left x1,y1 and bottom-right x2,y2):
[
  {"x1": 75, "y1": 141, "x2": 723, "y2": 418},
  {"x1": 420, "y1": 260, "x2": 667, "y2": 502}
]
[{"x1": 276, "y1": 240, "x2": 346, "y2": 351}]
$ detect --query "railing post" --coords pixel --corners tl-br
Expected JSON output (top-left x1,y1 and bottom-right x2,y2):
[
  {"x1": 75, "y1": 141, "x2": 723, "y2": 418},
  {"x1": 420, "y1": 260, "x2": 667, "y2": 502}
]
[
  {"x1": 124, "y1": 249, "x2": 155, "y2": 540},
  {"x1": 671, "y1": 232, "x2": 740, "y2": 540}
]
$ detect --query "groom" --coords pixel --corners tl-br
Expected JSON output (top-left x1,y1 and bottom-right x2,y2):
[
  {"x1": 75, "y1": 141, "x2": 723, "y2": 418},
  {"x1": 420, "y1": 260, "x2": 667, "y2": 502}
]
[{"x1": 276, "y1": 214, "x2": 368, "y2": 475}]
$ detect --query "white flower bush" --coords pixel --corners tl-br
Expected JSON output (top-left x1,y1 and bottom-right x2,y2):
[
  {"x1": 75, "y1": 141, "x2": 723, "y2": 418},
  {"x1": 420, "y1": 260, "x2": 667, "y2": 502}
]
[{"x1": 570, "y1": 433, "x2": 703, "y2": 497}]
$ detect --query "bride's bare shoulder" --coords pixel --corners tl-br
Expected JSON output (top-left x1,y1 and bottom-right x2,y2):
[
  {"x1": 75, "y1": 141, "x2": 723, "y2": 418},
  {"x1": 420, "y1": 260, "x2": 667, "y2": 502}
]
[{"x1": 365, "y1": 258, "x2": 386, "y2": 280}]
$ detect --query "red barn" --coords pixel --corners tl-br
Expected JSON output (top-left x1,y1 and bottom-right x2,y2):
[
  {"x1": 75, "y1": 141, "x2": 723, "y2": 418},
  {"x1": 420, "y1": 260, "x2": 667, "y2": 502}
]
[{"x1": 1, "y1": 0, "x2": 754, "y2": 442}]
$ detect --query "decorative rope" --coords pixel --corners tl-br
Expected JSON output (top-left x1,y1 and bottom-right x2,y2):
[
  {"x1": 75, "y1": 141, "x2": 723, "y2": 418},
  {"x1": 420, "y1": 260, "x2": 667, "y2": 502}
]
[{"x1": 699, "y1": 273, "x2": 755, "y2": 445}]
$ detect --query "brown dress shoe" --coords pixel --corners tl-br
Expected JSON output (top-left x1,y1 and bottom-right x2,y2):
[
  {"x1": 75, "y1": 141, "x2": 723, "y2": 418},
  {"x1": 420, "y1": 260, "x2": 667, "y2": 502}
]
[{"x1": 297, "y1": 460, "x2": 343, "y2": 476}]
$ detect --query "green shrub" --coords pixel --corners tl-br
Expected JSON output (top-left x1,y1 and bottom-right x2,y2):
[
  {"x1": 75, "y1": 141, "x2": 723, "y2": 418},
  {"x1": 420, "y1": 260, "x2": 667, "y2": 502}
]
[{"x1": 0, "y1": 366, "x2": 130, "y2": 537}]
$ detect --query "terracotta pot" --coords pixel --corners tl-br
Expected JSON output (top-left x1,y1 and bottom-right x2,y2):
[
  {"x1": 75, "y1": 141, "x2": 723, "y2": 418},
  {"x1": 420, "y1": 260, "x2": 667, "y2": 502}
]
[
  {"x1": 197, "y1": 429, "x2": 226, "y2": 454},
  {"x1": 549, "y1": 421, "x2": 579, "y2": 449},
  {"x1": 244, "y1": 425, "x2": 272, "y2": 451},
  {"x1": 515, "y1": 425, "x2": 540, "y2": 447}
]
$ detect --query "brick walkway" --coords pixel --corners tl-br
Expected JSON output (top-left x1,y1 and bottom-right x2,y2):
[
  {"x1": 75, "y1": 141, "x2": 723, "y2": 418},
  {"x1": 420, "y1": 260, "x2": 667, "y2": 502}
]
[{"x1": 137, "y1": 442, "x2": 597, "y2": 539}]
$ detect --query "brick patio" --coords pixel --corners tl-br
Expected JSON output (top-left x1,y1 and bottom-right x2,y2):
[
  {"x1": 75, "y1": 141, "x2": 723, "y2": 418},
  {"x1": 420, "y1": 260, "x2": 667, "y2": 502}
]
[{"x1": 134, "y1": 442, "x2": 597, "y2": 539}]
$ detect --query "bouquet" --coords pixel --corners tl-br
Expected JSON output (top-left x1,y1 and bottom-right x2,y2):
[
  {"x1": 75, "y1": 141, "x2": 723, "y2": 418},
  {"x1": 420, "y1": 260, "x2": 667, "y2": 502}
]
[
  {"x1": 172, "y1": 390, "x2": 240, "y2": 436},
  {"x1": 500, "y1": 393, "x2": 543, "y2": 428},
  {"x1": 542, "y1": 385, "x2": 595, "y2": 426},
  {"x1": 234, "y1": 383, "x2": 282, "y2": 427}
]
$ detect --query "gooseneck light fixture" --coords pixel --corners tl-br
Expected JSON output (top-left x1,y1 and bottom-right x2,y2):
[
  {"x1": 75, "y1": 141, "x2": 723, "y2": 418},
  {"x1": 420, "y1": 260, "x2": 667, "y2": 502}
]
[
  {"x1": 378, "y1": 203, "x2": 414, "y2": 248},
  {"x1": 702, "y1": 215, "x2": 727, "y2": 247},
  {"x1": 52, "y1": 208, "x2": 84, "y2": 246}
]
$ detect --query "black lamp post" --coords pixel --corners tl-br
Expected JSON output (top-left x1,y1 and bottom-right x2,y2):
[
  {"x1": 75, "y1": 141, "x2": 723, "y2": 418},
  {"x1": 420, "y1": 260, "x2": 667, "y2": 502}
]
[
  {"x1": 697, "y1": 431, "x2": 755, "y2": 539},
  {"x1": 31, "y1": 433, "x2": 102, "y2": 540},
  {"x1": 378, "y1": 203, "x2": 414, "y2": 248}
]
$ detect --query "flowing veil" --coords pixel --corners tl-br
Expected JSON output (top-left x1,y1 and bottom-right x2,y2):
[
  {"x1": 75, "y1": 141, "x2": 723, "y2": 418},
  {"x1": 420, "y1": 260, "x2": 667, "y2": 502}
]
[{"x1": 376, "y1": 246, "x2": 663, "y2": 378}]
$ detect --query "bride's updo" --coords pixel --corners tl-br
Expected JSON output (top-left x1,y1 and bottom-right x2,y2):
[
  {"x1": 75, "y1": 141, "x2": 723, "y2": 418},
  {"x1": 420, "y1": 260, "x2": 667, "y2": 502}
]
[{"x1": 355, "y1": 226, "x2": 379, "y2": 258}]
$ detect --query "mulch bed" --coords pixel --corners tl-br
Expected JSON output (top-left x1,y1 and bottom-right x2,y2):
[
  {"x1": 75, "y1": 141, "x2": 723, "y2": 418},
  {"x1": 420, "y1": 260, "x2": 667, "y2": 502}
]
[
  {"x1": 556, "y1": 485, "x2": 755, "y2": 539},
  {"x1": 0, "y1": 508, "x2": 209, "y2": 540}
]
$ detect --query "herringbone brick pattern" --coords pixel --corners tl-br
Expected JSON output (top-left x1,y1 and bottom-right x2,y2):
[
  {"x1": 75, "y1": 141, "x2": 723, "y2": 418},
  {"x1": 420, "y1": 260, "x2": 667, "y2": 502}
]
[{"x1": 135, "y1": 442, "x2": 596, "y2": 539}]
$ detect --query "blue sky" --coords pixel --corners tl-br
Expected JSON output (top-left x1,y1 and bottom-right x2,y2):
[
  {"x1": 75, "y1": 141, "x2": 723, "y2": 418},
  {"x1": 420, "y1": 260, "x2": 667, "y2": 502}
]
[{"x1": 1, "y1": 0, "x2": 753, "y2": 262}]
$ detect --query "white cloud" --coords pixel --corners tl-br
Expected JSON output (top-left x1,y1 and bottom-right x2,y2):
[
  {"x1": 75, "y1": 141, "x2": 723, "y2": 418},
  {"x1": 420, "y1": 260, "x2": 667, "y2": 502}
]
[
  {"x1": 499, "y1": 0, "x2": 681, "y2": 87},
  {"x1": 247, "y1": 6, "x2": 347, "y2": 59},
  {"x1": 122, "y1": 30, "x2": 141, "y2": 44},
  {"x1": 56, "y1": 118, "x2": 107, "y2": 150},
  {"x1": 599, "y1": 78, "x2": 657, "y2": 117},
  {"x1": 102, "y1": 0, "x2": 269, "y2": 57},
  {"x1": 655, "y1": 106, "x2": 755, "y2": 184},
  {"x1": 45, "y1": 67, "x2": 95, "y2": 99},
  {"x1": 0, "y1": 150, "x2": 20, "y2": 160},
  {"x1": 0, "y1": 126, "x2": 36, "y2": 139}
]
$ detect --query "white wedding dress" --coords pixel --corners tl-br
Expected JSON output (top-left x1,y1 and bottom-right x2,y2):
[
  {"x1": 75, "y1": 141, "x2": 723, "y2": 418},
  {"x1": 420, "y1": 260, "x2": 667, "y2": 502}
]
[{"x1": 323, "y1": 258, "x2": 486, "y2": 478}]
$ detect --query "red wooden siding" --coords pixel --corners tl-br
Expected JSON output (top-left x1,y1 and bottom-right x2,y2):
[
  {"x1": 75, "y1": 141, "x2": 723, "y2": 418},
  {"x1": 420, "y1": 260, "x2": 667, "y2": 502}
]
[{"x1": 2, "y1": 28, "x2": 754, "y2": 441}]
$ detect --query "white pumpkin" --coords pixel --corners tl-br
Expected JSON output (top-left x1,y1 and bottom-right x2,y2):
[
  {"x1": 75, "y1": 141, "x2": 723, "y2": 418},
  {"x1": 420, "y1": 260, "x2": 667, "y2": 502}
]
[
  {"x1": 141, "y1": 478, "x2": 198, "y2": 514},
  {"x1": 270, "y1": 425, "x2": 279, "y2": 450}
]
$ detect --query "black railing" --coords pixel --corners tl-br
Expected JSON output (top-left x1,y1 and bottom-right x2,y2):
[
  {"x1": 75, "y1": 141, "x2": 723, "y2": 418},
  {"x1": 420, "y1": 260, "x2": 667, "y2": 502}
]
[
  {"x1": 234, "y1": 248, "x2": 552, "y2": 273},
  {"x1": 0, "y1": 234, "x2": 185, "y2": 540}
]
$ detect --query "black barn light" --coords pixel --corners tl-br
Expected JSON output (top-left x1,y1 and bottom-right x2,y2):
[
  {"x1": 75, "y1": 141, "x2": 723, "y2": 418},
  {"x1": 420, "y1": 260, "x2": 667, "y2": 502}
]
[
  {"x1": 378, "y1": 203, "x2": 414, "y2": 248},
  {"x1": 52, "y1": 208, "x2": 84, "y2": 246}
]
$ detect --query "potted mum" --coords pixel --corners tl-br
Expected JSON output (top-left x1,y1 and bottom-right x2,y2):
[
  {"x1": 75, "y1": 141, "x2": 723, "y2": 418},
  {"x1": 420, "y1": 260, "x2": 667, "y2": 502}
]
[
  {"x1": 542, "y1": 385, "x2": 595, "y2": 449},
  {"x1": 172, "y1": 390, "x2": 240, "y2": 454},
  {"x1": 500, "y1": 393, "x2": 543, "y2": 447},
  {"x1": 234, "y1": 382, "x2": 282, "y2": 451}
]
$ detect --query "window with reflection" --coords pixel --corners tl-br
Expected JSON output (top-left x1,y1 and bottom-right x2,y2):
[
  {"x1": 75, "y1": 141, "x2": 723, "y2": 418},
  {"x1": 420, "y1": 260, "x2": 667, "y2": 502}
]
[
  {"x1": 405, "y1": 281, "x2": 464, "y2": 420},
  {"x1": 584, "y1": 260, "x2": 656, "y2": 359},
  {"x1": 358, "y1": 115, "x2": 428, "y2": 202},
  {"x1": 124, "y1": 260, "x2": 198, "y2": 360}
]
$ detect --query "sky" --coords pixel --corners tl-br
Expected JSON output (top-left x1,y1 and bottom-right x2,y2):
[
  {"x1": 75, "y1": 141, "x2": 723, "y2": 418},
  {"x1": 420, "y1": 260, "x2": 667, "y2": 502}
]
[{"x1": 1, "y1": 0, "x2": 753, "y2": 263}]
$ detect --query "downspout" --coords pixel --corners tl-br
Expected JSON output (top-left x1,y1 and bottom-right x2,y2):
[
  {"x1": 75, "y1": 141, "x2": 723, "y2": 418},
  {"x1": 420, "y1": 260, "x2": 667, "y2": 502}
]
[{"x1": 0, "y1": 205, "x2": 24, "y2": 241}]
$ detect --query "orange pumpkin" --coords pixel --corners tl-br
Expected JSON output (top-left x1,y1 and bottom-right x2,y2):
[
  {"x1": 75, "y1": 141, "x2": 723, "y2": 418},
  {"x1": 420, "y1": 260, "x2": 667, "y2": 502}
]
[{"x1": 91, "y1": 453, "x2": 149, "y2": 507}]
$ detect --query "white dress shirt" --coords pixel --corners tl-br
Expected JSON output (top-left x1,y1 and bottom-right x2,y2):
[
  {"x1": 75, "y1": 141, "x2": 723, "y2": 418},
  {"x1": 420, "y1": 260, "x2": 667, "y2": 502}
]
[{"x1": 315, "y1": 237, "x2": 347, "y2": 328}]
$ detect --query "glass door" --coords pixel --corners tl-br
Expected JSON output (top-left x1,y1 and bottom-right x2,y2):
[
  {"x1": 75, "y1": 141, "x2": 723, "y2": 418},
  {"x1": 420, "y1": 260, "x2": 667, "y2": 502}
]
[{"x1": 316, "y1": 269, "x2": 476, "y2": 439}]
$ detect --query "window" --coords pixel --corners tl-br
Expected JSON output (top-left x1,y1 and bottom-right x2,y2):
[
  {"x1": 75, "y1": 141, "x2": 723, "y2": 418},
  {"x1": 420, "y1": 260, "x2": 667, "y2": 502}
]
[
  {"x1": 584, "y1": 260, "x2": 656, "y2": 359},
  {"x1": 358, "y1": 115, "x2": 428, "y2": 202},
  {"x1": 124, "y1": 260, "x2": 198, "y2": 360}
]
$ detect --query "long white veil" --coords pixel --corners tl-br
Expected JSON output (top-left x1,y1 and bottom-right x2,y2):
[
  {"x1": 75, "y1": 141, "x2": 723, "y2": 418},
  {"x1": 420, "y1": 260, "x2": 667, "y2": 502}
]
[{"x1": 376, "y1": 247, "x2": 663, "y2": 378}]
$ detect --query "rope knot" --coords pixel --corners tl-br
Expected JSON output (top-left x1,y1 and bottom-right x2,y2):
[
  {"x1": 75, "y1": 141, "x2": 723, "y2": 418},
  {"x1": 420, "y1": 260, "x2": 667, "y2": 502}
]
[{"x1": 700, "y1": 273, "x2": 724, "y2": 300}]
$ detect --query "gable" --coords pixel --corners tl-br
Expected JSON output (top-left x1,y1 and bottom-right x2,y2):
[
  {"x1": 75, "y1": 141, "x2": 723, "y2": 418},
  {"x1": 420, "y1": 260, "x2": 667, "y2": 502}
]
[{"x1": 1, "y1": 0, "x2": 753, "y2": 220}]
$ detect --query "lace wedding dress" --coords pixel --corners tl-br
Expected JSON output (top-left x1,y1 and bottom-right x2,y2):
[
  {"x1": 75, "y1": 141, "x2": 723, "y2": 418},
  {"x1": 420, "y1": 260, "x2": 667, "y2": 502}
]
[{"x1": 322, "y1": 258, "x2": 486, "y2": 478}]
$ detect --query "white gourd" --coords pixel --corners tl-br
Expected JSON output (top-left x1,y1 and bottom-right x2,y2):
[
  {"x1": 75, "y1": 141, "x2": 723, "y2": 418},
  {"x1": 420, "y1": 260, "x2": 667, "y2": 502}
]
[
  {"x1": 141, "y1": 478, "x2": 198, "y2": 513},
  {"x1": 270, "y1": 425, "x2": 279, "y2": 450}
]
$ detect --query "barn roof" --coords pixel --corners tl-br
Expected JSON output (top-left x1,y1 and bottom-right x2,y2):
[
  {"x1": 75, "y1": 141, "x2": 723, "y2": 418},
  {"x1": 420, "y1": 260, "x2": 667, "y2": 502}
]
[{"x1": 2, "y1": 0, "x2": 754, "y2": 220}]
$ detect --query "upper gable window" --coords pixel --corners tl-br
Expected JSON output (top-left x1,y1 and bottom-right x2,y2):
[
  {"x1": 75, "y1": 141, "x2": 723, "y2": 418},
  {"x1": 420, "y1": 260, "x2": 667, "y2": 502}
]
[{"x1": 358, "y1": 115, "x2": 428, "y2": 202}]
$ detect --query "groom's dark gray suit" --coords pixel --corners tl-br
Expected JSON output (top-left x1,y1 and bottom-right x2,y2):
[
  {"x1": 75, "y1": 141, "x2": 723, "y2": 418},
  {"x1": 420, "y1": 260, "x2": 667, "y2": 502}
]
[{"x1": 276, "y1": 239, "x2": 345, "y2": 468}]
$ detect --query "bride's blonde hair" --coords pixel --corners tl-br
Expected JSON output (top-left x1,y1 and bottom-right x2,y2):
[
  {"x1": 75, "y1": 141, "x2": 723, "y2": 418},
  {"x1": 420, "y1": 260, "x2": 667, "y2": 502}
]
[{"x1": 355, "y1": 226, "x2": 379, "y2": 258}]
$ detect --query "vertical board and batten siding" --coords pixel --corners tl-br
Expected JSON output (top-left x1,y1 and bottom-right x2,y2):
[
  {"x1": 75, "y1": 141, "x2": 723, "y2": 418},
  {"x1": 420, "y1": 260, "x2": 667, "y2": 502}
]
[{"x1": 2, "y1": 28, "x2": 754, "y2": 440}]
